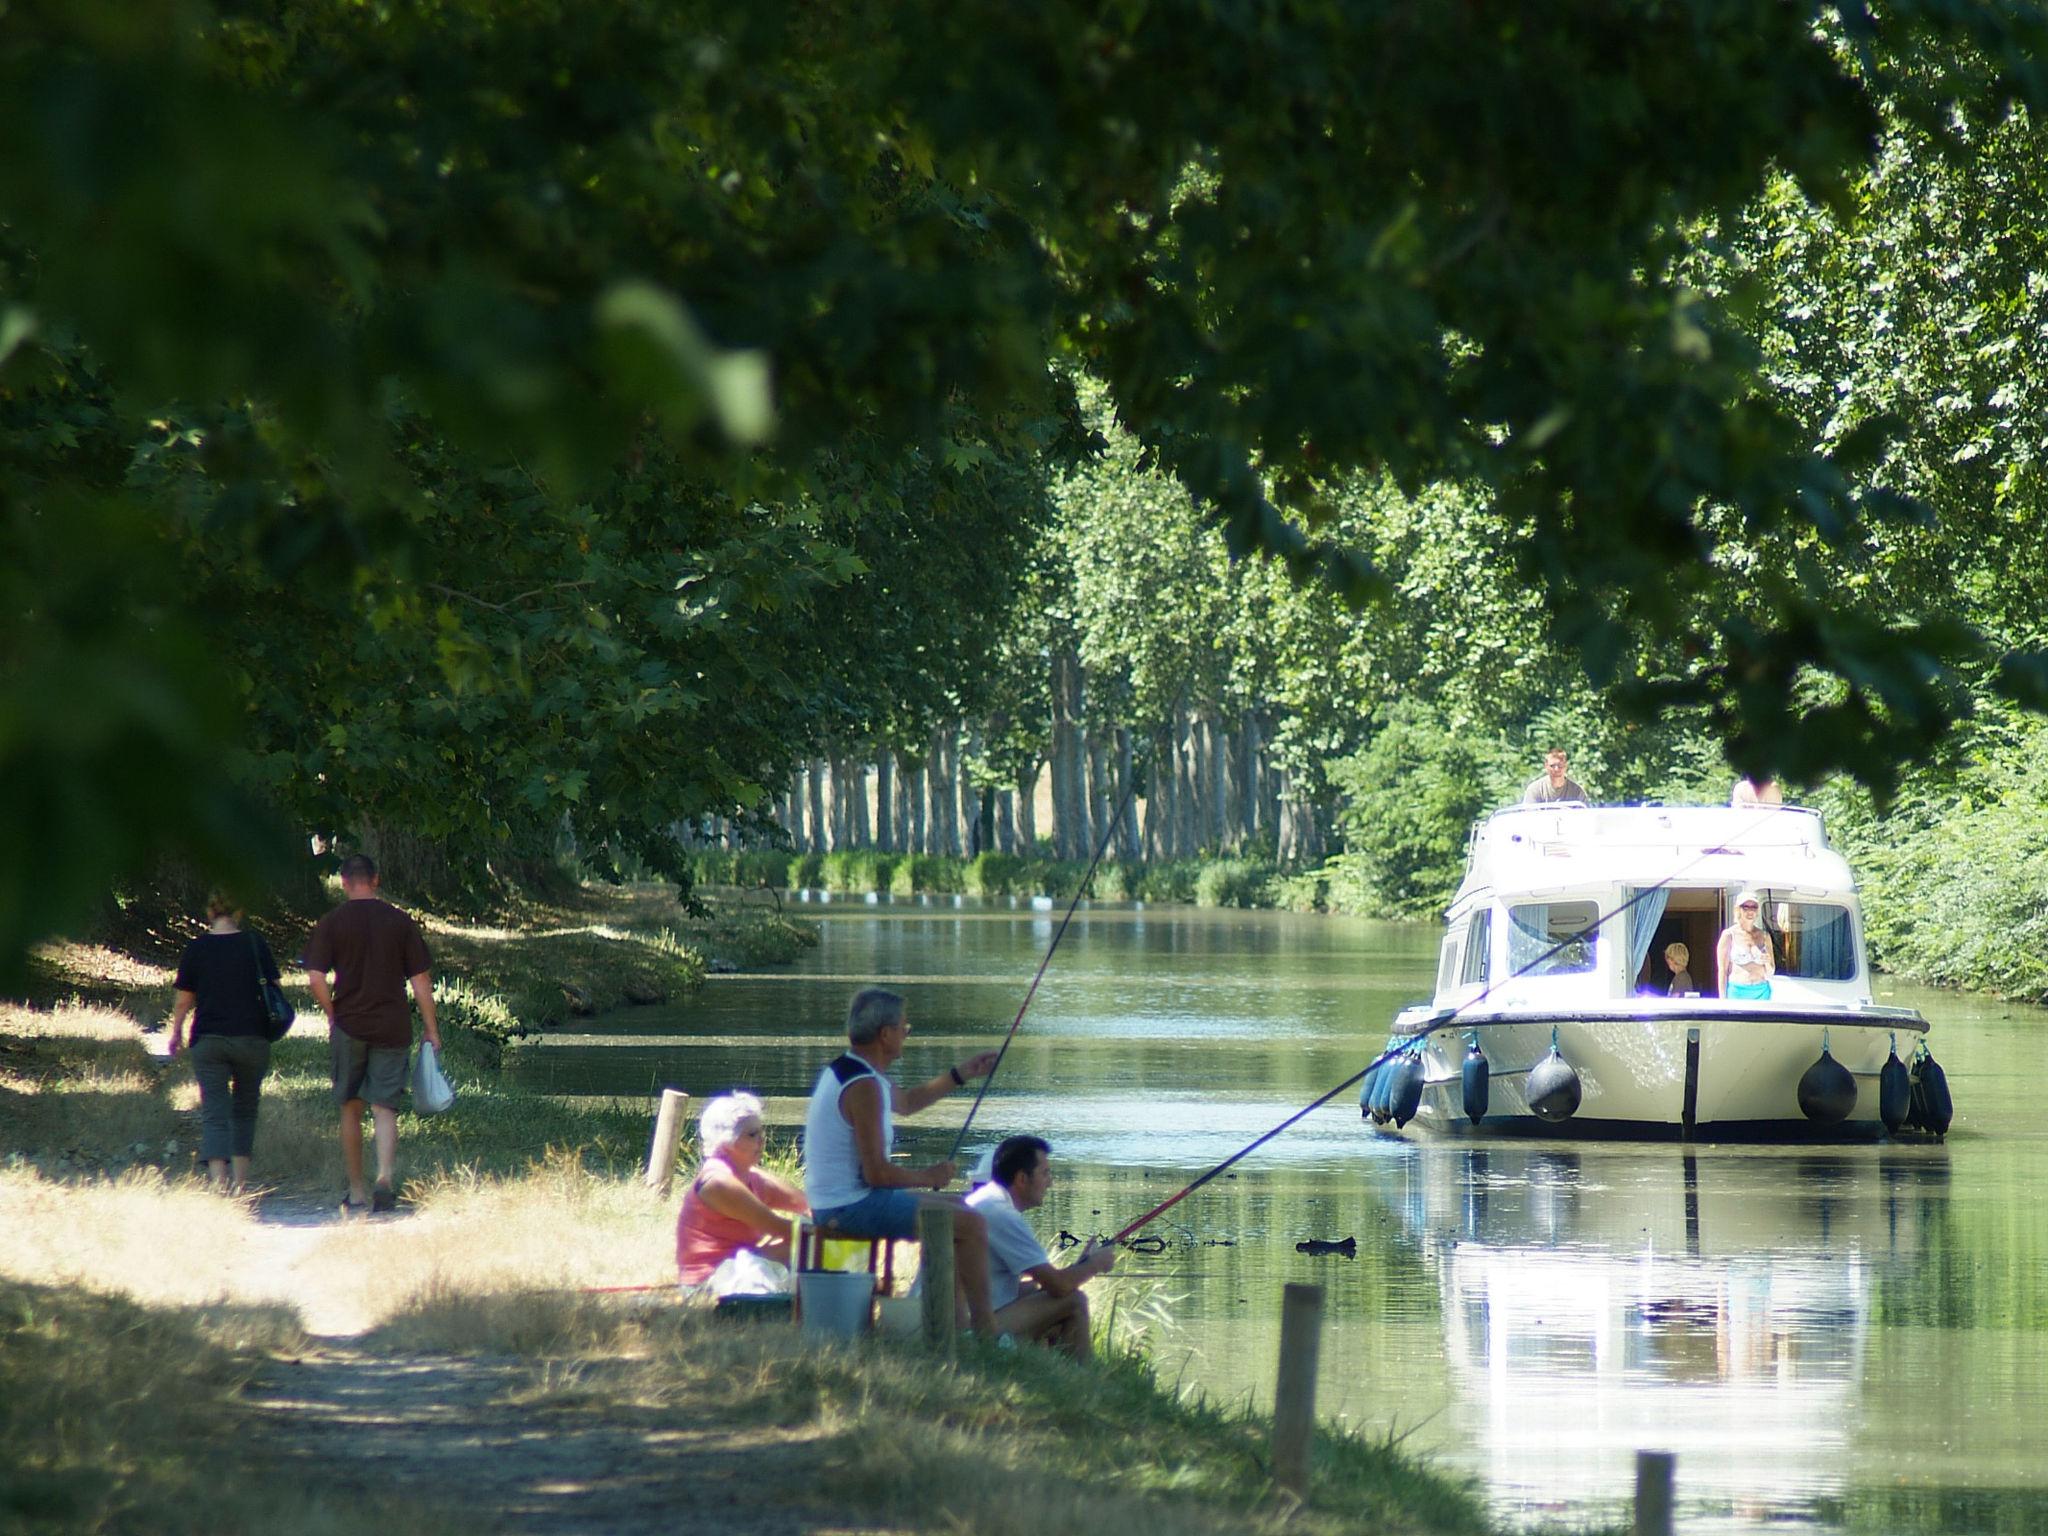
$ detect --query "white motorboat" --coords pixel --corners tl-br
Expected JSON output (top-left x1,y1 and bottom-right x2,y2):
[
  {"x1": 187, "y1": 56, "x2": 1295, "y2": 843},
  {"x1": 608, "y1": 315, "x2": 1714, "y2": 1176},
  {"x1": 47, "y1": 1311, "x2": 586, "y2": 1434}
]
[{"x1": 1361, "y1": 802, "x2": 1949, "y2": 1140}]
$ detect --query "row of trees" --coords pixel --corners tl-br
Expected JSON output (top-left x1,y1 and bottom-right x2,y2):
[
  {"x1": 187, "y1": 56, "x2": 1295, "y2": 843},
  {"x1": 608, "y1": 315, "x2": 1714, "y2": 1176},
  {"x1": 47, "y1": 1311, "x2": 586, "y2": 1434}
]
[
  {"x1": 7, "y1": 2, "x2": 2048, "y2": 980},
  {"x1": 749, "y1": 89, "x2": 2048, "y2": 910}
]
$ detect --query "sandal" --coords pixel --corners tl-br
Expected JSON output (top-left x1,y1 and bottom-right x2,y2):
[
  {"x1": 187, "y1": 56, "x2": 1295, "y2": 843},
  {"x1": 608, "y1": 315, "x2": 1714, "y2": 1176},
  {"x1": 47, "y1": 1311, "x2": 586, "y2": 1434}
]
[
  {"x1": 339, "y1": 1193, "x2": 369, "y2": 1217},
  {"x1": 370, "y1": 1185, "x2": 397, "y2": 1214}
]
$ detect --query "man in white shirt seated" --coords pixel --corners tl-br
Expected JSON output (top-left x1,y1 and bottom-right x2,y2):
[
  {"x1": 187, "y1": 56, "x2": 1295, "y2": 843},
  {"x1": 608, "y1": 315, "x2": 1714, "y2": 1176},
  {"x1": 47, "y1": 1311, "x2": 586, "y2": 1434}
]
[{"x1": 964, "y1": 1135, "x2": 1116, "y2": 1360}]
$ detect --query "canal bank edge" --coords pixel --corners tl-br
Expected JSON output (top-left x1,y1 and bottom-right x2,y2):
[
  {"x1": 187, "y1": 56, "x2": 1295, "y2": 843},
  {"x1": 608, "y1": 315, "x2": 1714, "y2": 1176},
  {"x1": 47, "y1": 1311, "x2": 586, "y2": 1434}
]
[{"x1": 3, "y1": 891, "x2": 1499, "y2": 1536}]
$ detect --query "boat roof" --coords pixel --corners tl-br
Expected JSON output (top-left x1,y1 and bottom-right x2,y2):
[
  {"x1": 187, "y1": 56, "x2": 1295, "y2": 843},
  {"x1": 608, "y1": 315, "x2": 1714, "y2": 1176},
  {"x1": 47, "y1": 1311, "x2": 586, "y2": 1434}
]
[{"x1": 1450, "y1": 803, "x2": 1860, "y2": 914}]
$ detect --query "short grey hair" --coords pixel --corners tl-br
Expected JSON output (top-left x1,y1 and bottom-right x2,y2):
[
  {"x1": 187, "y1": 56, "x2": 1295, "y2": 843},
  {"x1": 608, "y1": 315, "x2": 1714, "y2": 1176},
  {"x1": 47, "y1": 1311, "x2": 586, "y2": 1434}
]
[
  {"x1": 846, "y1": 987, "x2": 906, "y2": 1044},
  {"x1": 698, "y1": 1092, "x2": 764, "y2": 1159}
]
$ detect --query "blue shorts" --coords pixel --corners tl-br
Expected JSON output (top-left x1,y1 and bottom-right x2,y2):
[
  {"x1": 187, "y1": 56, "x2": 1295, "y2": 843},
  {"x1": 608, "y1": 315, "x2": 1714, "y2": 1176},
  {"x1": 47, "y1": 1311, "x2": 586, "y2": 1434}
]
[
  {"x1": 812, "y1": 1187, "x2": 922, "y2": 1241},
  {"x1": 1727, "y1": 980, "x2": 1772, "y2": 1001}
]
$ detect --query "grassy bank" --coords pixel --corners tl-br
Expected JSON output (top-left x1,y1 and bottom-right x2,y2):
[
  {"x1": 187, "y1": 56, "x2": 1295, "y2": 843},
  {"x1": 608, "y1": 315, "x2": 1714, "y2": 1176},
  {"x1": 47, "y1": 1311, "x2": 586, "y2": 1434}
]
[
  {"x1": 687, "y1": 846, "x2": 1291, "y2": 909},
  {"x1": 3, "y1": 891, "x2": 1503, "y2": 1536},
  {"x1": 3, "y1": 885, "x2": 813, "y2": 1191}
]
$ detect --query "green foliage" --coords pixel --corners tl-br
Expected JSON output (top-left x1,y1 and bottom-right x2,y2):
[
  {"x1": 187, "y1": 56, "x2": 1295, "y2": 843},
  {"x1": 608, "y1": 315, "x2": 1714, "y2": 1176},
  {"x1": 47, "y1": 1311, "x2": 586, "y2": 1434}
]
[
  {"x1": 1326, "y1": 703, "x2": 1525, "y2": 917},
  {"x1": 962, "y1": 853, "x2": 1032, "y2": 897},
  {"x1": 819, "y1": 850, "x2": 899, "y2": 895},
  {"x1": 1192, "y1": 860, "x2": 1276, "y2": 910},
  {"x1": 889, "y1": 856, "x2": 967, "y2": 896},
  {"x1": 685, "y1": 848, "x2": 794, "y2": 889},
  {"x1": 1822, "y1": 713, "x2": 2048, "y2": 1001},
  {"x1": 10, "y1": 0, "x2": 2048, "y2": 985}
]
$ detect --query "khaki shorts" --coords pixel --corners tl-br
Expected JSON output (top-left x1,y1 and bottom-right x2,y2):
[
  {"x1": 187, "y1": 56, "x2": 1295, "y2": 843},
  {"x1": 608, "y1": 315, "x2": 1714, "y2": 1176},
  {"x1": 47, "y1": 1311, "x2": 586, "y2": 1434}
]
[{"x1": 330, "y1": 1030, "x2": 409, "y2": 1108}]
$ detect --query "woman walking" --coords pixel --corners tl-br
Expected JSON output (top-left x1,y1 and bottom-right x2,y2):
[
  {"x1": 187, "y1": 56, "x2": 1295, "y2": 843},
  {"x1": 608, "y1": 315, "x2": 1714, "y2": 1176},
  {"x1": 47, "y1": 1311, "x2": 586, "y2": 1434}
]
[{"x1": 167, "y1": 894, "x2": 285, "y2": 1194}]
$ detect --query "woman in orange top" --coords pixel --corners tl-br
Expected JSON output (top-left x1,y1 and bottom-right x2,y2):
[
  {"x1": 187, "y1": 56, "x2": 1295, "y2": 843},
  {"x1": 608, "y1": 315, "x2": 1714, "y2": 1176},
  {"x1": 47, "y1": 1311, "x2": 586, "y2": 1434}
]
[{"x1": 675, "y1": 1091, "x2": 808, "y2": 1287}]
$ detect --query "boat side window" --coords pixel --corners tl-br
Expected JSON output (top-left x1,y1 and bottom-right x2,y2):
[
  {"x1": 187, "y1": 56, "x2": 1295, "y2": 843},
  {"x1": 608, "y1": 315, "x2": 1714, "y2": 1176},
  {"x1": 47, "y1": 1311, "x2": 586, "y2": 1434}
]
[
  {"x1": 1459, "y1": 909, "x2": 1492, "y2": 987},
  {"x1": 1760, "y1": 897, "x2": 1857, "y2": 981},
  {"x1": 1437, "y1": 929, "x2": 1463, "y2": 994},
  {"x1": 1508, "y1": 900, "x2": 1598, "y2": 976}
]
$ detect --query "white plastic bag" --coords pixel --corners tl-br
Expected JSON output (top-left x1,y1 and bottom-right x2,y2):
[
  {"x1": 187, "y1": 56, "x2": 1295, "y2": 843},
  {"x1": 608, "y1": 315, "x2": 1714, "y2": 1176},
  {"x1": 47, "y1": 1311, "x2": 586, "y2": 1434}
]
[
  {"x1": 412, "y1": 1040, "x2": 457, "y2": 1116},
  {"x1": 707, "y1": 1250, "x2": 792, "y2": 1298}
]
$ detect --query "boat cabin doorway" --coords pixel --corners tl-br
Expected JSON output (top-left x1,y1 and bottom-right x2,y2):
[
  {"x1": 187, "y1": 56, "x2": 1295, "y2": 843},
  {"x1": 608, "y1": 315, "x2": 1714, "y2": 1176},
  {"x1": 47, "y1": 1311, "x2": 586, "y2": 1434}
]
[{"x1": 1636, "y1": 888, "x2": 1725, "y2": 997}]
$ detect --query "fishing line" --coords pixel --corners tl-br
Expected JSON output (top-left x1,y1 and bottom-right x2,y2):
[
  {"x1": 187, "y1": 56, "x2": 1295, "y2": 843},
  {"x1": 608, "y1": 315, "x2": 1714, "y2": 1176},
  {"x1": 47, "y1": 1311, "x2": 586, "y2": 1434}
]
[
  {"x1": 949, "y1": 775, "x2": 1138, "y2": 1161},
  {"x1": 1109, "y1": 803, "x2": 1793, "y2": 1245}
]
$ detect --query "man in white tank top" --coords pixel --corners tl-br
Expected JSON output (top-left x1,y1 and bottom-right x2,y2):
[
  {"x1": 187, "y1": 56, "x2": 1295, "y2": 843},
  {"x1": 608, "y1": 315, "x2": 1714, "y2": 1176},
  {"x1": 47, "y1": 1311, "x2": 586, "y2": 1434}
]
[{"x1": 805, "y1": 987, "x2": 1002, "y2": 1336}]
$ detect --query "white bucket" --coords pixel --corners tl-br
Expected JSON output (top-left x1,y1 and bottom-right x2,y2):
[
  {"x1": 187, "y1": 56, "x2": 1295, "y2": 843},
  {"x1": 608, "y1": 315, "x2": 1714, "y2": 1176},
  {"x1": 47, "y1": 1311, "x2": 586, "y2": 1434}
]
[{"x1": 799, "y1": 1270, "x2": 873, "y2": 1339}]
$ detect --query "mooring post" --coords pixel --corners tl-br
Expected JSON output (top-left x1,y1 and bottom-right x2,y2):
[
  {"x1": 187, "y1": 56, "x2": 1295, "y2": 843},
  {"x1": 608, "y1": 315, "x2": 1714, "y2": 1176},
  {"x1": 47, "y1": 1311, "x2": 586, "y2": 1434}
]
[
  {"x1": 1634, "y1": 1449, "x2": 1676, "y2": 1536},
  {"x1": 918, "y1": 1204, "x2": 957, "y2": 1361},
  {"x1": 643, "y1": 1088, "x2": 689, "y2": 1196},
  {"x1": 1272, "y1": 1282, "x2": 1325, "y2": 1499}
]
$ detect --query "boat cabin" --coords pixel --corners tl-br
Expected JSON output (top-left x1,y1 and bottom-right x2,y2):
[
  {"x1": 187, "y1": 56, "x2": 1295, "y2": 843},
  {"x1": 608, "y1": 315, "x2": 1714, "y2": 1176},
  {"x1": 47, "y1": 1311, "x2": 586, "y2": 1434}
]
[{"x1": 1432, "y1": 803, "x2": 1873, "y2": 1012}]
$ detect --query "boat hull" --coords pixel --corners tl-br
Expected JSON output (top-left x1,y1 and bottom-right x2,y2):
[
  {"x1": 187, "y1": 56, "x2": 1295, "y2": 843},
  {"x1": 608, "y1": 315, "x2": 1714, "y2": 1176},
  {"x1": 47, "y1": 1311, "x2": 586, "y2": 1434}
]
[{"x1": 1380, "y1": 1007, "x2": 1928, "y2": 1141}]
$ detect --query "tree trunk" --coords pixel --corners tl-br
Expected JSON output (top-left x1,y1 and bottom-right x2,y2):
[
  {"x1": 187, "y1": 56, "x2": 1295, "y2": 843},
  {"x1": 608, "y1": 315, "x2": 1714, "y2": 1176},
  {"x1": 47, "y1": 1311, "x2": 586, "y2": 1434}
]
[
  {"x1": 806, "y1": 762, "x2": 827, "y2": 854},
  {"x1": 874, "y1": 754, "x2": 894, "y2": 852},
  {"x1": 929, "y1": 727, "x2": 958, "y2": 857},
  {"x1": 1242, "y1": 713, "x2": 1264, "y2": 847},
  {"x1": 906, "y1": 760, "x2": 927, "y2": 855},
  {"x1": 1174, "y1": 709, "x2": 1198, "y2": 859},
  {"x1": 994, "y1": 789, "x2": 1015, "y2": 853},
  {"x1": 961, "y1": 722, "x2": 983, "y2": 858},
  {"x1": 1086, "y1": 732, "x2": 1111, "y2": 858},
  {"x1": 1017, "y1": 763, "x2": 1039, "y2": 853},
  {"x1": 1115, "y1": 727, "x2": 1140, "y2": 860},
  {"x1": 1049, "y1": 647, "x2": 1089, "y2": 860},
  {"x1": 1203, "y1": 716, "x2": 1227, "y2": 852}
]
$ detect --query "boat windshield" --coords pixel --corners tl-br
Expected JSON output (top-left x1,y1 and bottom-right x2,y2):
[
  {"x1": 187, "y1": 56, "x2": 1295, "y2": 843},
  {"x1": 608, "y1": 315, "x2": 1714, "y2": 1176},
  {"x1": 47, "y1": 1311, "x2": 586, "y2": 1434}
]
[{"x1": 1507, "y1": 900, "x2": 1599, "y2": 976}]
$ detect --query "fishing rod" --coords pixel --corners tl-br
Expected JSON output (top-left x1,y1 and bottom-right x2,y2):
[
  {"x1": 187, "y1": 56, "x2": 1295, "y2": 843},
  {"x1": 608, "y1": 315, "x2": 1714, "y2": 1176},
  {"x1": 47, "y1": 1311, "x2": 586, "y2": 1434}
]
[
  {"x1": 1108, "y1": 804, "x2": 1790, "y2": 1246},
  {"x1": 949, "y1": 776, "x2": 1138, "y2": 1161}
]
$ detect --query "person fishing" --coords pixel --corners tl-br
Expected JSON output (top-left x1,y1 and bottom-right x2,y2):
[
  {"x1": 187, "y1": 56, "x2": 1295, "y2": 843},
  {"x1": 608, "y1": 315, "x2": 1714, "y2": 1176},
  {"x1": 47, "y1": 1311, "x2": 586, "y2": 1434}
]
[
  {"x1": 804, "y1": 987, "x2": 1003, "y2": 1337},
  {"x1": 965, "y1": 1134, "x2": 1116, "y2": 1360}
]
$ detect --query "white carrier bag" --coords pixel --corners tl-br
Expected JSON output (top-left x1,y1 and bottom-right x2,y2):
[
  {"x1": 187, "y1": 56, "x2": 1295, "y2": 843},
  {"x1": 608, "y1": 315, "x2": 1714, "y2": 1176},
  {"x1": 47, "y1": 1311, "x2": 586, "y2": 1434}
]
[{"x1": 412, "y1": 1040, "x2": 457, "y2": 1116}]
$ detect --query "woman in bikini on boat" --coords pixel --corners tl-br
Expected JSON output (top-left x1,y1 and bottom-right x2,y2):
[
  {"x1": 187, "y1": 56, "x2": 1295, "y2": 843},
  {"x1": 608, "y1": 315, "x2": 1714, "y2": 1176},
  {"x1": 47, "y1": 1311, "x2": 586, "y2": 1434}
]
[{"x1": 1716, "y1": 889, "x2": 1776, "y2": 1000}]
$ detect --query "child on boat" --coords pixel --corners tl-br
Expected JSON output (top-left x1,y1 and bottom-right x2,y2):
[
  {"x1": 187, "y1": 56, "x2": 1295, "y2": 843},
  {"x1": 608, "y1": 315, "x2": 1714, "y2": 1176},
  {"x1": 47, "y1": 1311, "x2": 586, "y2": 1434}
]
[{"x1": 1665, "y1": 942, "x2": 1695, "y2": 997}]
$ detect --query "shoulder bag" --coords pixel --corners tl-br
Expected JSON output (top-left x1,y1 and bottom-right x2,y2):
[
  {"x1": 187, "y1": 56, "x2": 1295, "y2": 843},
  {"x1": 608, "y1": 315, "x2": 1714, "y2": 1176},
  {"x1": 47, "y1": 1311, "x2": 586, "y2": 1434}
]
[{"x1": 248, "y1": 932, "x2": 296, "y2": 1042}]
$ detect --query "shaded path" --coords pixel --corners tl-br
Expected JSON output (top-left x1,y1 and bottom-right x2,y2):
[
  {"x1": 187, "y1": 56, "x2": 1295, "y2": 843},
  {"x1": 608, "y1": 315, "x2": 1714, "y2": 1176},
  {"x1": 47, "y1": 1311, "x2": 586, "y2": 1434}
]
[{"x1": 242, "y1": 1348, "x2": 888, "y2": 1536}]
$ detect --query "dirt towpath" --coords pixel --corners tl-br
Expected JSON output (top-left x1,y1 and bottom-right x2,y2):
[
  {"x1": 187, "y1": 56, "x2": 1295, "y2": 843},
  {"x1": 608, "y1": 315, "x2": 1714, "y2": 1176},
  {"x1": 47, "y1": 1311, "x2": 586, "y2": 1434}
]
[{"x1": 221, "y1": 1201, "x2": 899, "y2": 1536}]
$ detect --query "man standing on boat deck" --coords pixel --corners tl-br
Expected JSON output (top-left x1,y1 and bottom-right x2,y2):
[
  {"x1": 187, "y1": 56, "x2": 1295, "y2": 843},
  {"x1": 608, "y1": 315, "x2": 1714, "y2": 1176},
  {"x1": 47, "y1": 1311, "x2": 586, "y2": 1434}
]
[
  {"x1": 965, "y1": 1134, "x2": 1117, "y2": 1360},
  {"x1": 1523, "y1": 748, "x2": 1588, "y2": 805},
  {"x1": 805, "y1": 987, "x2": 1003, "y2": 1336}
]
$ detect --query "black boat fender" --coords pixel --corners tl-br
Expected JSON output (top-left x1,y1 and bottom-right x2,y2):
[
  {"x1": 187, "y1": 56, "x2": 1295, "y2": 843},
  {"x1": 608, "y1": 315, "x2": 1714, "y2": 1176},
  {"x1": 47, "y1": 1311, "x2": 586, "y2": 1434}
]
[
  {"x1": 1369, "y1": 1056, "x2": 1396, "y2": 1125},
  {"x1": 1913, "y1": 1048, "x2": 1954, "y2": 1137},
  {"x1": 1388, "y1": 1051, "x2": 1426, "y2": 1128},
  {"x1": 1798, "y1": 1033, "x2": 1858, "y2": 1124},
  {"x1": 1462, "y1": 1039, "x2": 1490, "y2": 1125},
  {"x1": 1527, "y1": 1031, "x2": 1582, "y2": 1123},
  {"x1": 1358, "y1": 1064, "x2": 1380, "y2": 1121},
  {"x1": 1878, "y1": 1042, "x2": 1912, "y2": 1134}
]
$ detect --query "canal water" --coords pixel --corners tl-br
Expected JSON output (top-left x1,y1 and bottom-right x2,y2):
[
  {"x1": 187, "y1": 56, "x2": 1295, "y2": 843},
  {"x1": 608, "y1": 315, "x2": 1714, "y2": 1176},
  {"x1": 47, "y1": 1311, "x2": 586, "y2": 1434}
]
[{"x1": 509, "y1": 897, "x2": 2048, "y2": 1534}]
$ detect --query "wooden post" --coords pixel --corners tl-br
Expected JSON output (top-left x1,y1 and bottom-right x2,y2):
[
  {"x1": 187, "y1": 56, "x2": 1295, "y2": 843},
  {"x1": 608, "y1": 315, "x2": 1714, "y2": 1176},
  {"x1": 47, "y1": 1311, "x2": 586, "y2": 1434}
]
[
  {"x1": 644, "y1": 1088, "x2": 689, "y2": 1196},
  {"x1": 1634, "y1": 1450, "x2": 1676, "y2": 1536},
  {"x1": 1271, "y1": 1282, "x2": 1324, "y2": 1499},
  {"x1": 918, "y1": 1204, "x2": 956, "y2": 1361}
]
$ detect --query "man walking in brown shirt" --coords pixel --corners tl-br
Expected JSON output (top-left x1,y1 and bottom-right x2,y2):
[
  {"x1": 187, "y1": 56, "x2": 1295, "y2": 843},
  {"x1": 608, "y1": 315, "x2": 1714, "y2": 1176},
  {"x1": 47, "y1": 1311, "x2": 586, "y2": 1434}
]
[{"x1": 303, "y1": 853, "x2": 441, "y2": 1214}]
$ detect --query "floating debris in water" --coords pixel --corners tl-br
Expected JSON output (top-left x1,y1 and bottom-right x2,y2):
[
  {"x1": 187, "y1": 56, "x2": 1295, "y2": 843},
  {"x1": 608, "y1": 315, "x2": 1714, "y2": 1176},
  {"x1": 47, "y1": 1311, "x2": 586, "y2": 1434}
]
[{"x1": 1295, "y1": 1236, "x2": 1357, "y2": 1258}]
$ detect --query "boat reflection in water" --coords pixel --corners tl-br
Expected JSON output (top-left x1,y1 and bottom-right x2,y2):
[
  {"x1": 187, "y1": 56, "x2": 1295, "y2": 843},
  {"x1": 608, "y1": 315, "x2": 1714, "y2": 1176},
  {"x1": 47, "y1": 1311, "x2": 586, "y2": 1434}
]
[{"x1": 1380, "y1": 1144, "x2": 1950, "y2": 1530}]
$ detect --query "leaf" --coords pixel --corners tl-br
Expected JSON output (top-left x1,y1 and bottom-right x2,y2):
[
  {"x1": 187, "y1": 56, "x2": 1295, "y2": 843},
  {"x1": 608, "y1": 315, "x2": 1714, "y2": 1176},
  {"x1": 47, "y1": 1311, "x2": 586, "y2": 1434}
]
[{"x1": 594, "y1": 280, "x2": 775, "y2": 445}]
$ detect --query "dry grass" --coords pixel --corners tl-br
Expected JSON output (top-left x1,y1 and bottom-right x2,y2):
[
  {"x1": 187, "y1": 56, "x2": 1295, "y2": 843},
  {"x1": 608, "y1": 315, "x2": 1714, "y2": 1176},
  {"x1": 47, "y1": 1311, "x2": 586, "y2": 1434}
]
[
  {"x1": 0, "y1": 1277, "x2": 476, "y2": 1536},
  {"x1": 381, "y1": 1300, "x2": 1494, "y2": 1536},
  {"x1": 0, "y1": 1149, "x2": 680, "y2": 1339}
]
